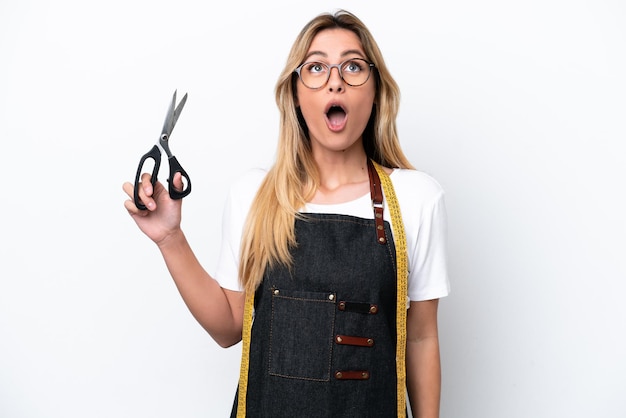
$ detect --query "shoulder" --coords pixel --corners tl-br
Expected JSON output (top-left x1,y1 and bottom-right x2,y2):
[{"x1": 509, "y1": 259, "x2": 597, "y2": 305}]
[
  {"x1": 389, "y1": 168, "x2": 445, "y2": 205},
  {"x1": 227, "y1": 167, "x2": 268, "y2": 200},
  {"x1": 222, "y1": 167, "x2": 268, "y2": 220}
]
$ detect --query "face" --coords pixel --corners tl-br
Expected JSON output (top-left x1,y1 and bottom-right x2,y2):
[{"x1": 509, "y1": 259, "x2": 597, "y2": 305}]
[{"x1": 296, "y1": 28, "x2": 376, "y2": 157}]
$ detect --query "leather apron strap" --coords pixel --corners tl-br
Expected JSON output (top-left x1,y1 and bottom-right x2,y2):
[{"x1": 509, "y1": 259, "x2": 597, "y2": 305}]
[{"x1": 367, "y1": 159, "x2": 387, "y2": 245}]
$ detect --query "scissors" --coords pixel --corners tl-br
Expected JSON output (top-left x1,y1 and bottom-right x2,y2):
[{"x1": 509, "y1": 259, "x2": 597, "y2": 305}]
[{"x1": 133, "y1": 90, "x2": 191, "y2": 210}]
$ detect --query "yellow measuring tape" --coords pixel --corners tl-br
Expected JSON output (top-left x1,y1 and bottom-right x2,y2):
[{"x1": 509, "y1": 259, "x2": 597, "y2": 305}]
[
  {"x1": 374, "y1": 161, "x2": 409, "y2": 418},
  {"x1": 236, "y1": 289, "x2": 254, "y2": 417},
  {"x1": 236, "y1": 161, "x2": 409, "y2": 417}
]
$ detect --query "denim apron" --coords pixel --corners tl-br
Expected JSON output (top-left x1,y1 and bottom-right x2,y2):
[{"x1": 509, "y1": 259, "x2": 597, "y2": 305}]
[{"x1": 231, "y1": 163, "x2": 402, "y2": 417}]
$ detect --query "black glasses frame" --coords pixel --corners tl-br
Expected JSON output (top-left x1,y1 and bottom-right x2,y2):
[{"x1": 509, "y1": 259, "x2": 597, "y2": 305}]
[{"x1": 294, "y1": 58, "x2": 375, "y2": 89}]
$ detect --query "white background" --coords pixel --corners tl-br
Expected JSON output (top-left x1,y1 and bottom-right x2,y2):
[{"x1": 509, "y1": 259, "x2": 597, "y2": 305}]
[{"x1": 1, "y1": 0, "x2": 625, "y2": 417}]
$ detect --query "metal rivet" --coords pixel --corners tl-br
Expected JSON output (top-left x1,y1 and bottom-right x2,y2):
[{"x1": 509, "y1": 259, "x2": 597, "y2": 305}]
[
  {"x1": 378, "y1": 237, "x2": 386, "y2": 243},
  {"x1": 273, "y1": 289, "x2": 279, "y2": 295},
  {"x1": 335, "y1": 371, "x2": 343, "y2": 379},
  {"x1": 369, "y1": 305, "x2": 378, "y2": 314},
  {"x1": 375, "y1": 213, "x2": 382, "y2": 218},
  {"x1": 362, "y1": 372, "x2": 369, "y2": 379},
  {"x1": 328, "y1": 294, "x2": 335, "y2": 301},
  {"x1": 377, "y1": 225, "x2": 383, "y2": 230},
  {"x1": 367, "y1": 339, "x2": 374, "y2": 346},
  {"x1": 336, "y1": 336, "x2": 343, "y2": 343}
]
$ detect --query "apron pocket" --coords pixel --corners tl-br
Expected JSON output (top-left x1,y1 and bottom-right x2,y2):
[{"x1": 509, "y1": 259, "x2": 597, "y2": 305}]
[{"x1": 268, "y1": 288, "x2": 336, "y2": 381}]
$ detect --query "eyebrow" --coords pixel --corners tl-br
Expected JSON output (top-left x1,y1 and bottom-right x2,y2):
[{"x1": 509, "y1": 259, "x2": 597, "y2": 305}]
[{"x1": 304, "y1": 49, "x2": 366, "y2": 61}]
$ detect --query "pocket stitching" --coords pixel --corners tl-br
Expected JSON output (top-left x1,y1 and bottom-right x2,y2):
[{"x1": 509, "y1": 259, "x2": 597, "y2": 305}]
[{"x1": 268, "y1": 289, "x2": 336, "y2": 381}]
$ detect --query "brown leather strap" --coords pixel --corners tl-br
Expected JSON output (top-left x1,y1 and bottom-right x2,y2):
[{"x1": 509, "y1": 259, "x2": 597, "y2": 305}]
[
  {"x1": 334, "y1": 370, "x2": 371, "y2": 380},
  {"x1": 335, "y1": 334, "x2": 375, "y2": 347},
  {"x1": 367, "y1": 159, "x2": 386, "y2": 245}
]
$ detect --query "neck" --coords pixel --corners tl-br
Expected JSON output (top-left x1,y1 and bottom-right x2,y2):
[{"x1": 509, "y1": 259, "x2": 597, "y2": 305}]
[{"x1": 310, "y1": 147, "x2": 370, "y2": 203}]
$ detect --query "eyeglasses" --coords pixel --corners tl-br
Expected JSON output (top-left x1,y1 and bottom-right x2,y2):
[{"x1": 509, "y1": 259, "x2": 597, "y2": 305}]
[{"x1": 294, "y1": 58, "x2": 375, "y2": 89}]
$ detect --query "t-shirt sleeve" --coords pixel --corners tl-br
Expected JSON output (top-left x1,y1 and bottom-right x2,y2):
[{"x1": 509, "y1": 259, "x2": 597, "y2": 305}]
[
  {"x1": 407, "y1": 188, "x2": 450, "y2": 301},
  {"x1": 213, "y1": 168, "x2": 266, "y2": 291},
  {"x1": 390, "y1": 170, "x2": 450, "y2": 302}
]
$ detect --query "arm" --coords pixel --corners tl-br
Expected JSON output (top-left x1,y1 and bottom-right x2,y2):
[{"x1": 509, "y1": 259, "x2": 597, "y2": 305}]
[
  {"x1": 406, "y1": 298, "x2": 441, "y2": 418},
  {"x1": 156, "y1": 229, "x2": 245, "y2": 347},
  {"x1": 123, "y1": 173, "x2": 244, "y2": 347}
]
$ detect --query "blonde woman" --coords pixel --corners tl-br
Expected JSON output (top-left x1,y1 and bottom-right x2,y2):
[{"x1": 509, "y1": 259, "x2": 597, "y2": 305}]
[{"x1": 124, "y1": 9, "x2": 449, "y2": 418}]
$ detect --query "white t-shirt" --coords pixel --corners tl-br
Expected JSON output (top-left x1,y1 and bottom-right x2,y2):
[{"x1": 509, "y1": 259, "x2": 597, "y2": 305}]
[{"x1": 214, "y1": 167, "x2": 450, "y2": 302}]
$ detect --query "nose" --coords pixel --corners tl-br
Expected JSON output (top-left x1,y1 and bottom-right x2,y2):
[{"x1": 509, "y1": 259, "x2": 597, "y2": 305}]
[{"x1": 327, "y1": 65, "x2": 344, "y2": 92}]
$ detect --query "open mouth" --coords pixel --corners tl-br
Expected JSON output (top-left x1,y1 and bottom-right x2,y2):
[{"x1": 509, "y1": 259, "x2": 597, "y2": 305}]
[{"x1": 326, "y1": 105, "x2": 347, "y2": 128}]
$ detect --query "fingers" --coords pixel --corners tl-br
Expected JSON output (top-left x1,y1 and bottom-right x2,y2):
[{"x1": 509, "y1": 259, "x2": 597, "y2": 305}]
[
  {"x1": 171, "y1": 172, "x2": 184, "y2": 192},
  {"x1": 123, "y1": 196, "x2": 149, "y2": 216},
  {"x1": 122, "y1": 173, "x2": 156, "y2": 212},
  {"x1": 140, "y1": 172, "x2": 154, "y2": 196},
  {"x1": 122, "y1": 182, "x2": 147, "y2": 214}
]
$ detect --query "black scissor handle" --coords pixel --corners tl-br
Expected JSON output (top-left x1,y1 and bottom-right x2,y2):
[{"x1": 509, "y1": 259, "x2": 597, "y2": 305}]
[
  {"x1": 133, "y1": 145, "x2": 161, "y2": 210},
  {"x1": 167, "y1": 155, "x2": 192, "y2": 200}
]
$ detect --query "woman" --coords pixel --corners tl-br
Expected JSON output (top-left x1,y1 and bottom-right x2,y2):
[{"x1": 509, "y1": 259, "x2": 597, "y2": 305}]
[{"x1": 123, "y1": 9, "x2": 449, "y2": 418}]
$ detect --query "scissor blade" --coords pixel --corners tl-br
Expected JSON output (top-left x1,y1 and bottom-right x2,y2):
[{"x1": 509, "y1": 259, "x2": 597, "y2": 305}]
[
  {"x1": 161, "y1": 90, "x2": 188, "y2": 139},
  {"x1": 161, "y1": 91, "x2": 178, "y2": 138},
  {"x1": 172, "y1": 92, "x2": 188, "y2": 128}
]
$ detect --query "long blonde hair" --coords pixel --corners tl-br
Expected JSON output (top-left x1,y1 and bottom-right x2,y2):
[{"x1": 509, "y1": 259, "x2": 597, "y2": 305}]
[{"x1": 238, "y1": 10, "x2": 414, "y2": 294}]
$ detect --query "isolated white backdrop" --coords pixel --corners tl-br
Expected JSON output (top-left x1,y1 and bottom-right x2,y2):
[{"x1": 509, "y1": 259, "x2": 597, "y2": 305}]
[{"x1": 1, "y1": 1, "x2": 624, "y2": 417}]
